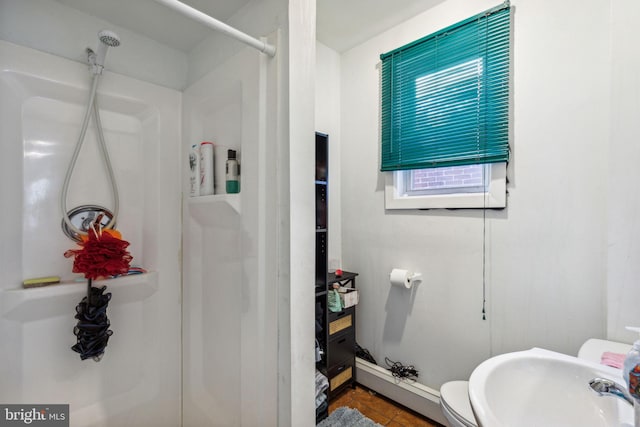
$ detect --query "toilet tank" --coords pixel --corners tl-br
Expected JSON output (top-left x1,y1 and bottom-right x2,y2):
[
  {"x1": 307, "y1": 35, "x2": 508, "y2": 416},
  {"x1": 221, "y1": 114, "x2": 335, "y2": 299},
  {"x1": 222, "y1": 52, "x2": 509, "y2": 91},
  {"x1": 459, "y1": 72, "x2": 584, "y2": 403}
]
[{"x1": 578, "y1": 338, "x2": 632, "y2": 364}]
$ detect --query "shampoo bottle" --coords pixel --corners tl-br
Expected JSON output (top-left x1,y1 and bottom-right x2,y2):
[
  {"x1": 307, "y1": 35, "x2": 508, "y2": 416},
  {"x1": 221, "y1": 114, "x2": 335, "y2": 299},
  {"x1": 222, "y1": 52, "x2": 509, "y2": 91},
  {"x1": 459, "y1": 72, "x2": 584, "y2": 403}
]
[{"x1": 225, "y1": 149, "x2": 240, "y2": 194}]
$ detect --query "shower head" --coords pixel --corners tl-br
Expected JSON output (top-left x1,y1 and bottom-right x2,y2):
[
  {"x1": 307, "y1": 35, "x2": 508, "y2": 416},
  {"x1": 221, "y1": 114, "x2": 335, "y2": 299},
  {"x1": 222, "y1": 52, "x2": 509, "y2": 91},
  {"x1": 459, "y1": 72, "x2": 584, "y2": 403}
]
[
  {"x1": 90, "y1": 30, "x2": 121, "y2": 74},
  {"x1": 98, "y1": 30, "x2": 120, "y2": 48}
]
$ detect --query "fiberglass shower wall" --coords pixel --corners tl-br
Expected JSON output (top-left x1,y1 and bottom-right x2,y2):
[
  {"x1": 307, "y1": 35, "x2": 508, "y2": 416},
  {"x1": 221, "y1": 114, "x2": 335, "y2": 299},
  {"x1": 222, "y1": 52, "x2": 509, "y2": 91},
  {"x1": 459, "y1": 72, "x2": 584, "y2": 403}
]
[
  {"x1": 0, "y1": 40, "x2": 182, "y2": 426},
  {"x1": 181, "y1": 37, "x2": 280, "y2": 427}
]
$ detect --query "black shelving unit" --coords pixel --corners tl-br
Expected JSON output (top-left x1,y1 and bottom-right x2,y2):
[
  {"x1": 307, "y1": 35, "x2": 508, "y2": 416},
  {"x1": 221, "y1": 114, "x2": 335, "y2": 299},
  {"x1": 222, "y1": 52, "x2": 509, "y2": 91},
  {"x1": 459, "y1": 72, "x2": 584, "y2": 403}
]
[
  {"x1": 315, "y1": 132, "x2": 329, "y2": 423},
  {"x1": 315, "y1": 133, "x2": 358, "y2": 424},
  {"x1": 315, "y1": 132, "x2": 328, "y2": 290},
  {"x1": 324, "y1": 271, "x2": 358, "y2": 399}
]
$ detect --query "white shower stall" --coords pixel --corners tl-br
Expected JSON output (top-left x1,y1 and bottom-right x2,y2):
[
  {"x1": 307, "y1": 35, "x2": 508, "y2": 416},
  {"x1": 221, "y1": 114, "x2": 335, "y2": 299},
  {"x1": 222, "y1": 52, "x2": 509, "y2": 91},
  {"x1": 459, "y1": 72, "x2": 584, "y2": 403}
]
[
  {"x1": 0, "y1": 38, "x2": 183, "y2": 426},
  {"x1": 181, "y1": 34, "x2": 280, "y2": 427},
  {"x1": 0, "y1": 0, "x2": 316, "y2": 425}
]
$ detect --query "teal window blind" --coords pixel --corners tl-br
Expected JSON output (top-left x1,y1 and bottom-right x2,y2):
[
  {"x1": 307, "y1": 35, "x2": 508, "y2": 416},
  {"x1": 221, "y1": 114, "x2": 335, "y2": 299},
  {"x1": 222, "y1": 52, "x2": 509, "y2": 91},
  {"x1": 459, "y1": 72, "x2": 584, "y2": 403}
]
[{"x1": 380, "y1": 3, "x2": 511, "y2": 171}]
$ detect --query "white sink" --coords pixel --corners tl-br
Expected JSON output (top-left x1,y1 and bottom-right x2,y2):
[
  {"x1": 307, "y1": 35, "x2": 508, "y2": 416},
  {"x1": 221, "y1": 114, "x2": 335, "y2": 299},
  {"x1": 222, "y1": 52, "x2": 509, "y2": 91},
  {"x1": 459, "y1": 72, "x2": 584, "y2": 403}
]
[{"x1": 468, "y1": 347, "x2": 634, "y2": 427}]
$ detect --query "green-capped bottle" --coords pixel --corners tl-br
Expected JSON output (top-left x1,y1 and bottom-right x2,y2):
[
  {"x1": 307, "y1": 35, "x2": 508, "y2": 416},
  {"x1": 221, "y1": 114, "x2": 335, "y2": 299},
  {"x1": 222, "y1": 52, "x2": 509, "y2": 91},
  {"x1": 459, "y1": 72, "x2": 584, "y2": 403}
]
[{"x1": 226, "y1": 149, "x2": 240, "y2": 194}]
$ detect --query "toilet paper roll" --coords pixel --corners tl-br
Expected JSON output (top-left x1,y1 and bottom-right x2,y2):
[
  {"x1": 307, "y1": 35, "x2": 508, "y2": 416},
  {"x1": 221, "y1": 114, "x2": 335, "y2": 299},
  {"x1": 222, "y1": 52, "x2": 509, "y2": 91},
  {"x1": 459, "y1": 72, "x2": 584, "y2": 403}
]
[{"x1": 390, "y1": 268, "x2": 412, "y2": 289}]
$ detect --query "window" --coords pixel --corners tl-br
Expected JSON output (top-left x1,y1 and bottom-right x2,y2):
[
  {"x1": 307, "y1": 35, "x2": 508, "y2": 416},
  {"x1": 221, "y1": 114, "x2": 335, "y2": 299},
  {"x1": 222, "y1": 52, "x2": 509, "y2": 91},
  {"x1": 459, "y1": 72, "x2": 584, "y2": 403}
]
[
  {"x1": 380, "y1": 3, "x2": 511, "y2": 209},
  {"x1": 385, "y1": 163, "x2": 506, "y2": 209}
]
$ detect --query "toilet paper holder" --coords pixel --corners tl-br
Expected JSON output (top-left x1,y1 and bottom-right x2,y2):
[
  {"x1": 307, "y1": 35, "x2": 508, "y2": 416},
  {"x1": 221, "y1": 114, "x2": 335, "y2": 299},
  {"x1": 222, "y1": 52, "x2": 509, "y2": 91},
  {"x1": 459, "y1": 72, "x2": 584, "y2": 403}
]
[{"x1": 408, "y1": 272, "x2": 422, "y2": 283}]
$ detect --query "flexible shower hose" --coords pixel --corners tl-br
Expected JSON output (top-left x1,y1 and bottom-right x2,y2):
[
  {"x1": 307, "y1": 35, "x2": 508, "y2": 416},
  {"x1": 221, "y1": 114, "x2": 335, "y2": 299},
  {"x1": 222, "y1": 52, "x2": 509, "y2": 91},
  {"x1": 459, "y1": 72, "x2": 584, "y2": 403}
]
[{"x1": 60, "y1": 72, "x2": 119, "y2": 238}]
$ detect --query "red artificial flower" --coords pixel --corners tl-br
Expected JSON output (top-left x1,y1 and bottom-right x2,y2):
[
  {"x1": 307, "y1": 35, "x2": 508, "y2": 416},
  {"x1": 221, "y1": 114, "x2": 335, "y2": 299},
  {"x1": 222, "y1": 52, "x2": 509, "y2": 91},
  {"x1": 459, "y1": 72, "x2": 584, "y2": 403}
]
[{"x1": 64, "y1": 227, "x2": 132, "y2": 280}]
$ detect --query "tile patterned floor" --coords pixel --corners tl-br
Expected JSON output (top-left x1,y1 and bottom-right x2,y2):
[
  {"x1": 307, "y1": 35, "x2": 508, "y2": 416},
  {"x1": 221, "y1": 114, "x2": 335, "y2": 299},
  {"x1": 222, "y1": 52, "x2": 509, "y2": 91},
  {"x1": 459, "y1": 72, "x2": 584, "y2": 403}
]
[{"x1": 328, "y1": 385, "x2": 445, "y2": 427}]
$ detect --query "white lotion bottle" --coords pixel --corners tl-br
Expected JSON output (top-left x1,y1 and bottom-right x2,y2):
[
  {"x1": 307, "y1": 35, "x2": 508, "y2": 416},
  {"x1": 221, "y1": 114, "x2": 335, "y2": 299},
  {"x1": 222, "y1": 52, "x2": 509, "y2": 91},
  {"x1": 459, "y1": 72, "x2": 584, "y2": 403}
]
[
  {"x1": 199, "y1": 141, "x2": 214, "y2": 196},
  {"x1": 189, "y1": 144, "x2": 200, "y2": 197}
]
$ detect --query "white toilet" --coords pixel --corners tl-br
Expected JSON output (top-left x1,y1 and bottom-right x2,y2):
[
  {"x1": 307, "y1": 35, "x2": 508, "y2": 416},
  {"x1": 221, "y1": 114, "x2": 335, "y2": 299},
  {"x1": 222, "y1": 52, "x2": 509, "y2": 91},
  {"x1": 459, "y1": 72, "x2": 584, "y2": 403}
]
[
  {"x1": 439, "y1": 338, "x2": 632, "y2": 427},
  {"x1": 440, "y1": 380, "x2": 477, "y2": 427}
]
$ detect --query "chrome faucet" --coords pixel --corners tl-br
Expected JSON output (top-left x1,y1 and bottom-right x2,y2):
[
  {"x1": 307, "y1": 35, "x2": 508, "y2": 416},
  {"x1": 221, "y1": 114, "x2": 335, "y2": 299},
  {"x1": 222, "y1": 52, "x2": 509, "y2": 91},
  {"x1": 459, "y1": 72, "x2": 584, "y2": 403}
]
[{"x1": 589, "y1": 377, "x2": 634, "y2": 406}]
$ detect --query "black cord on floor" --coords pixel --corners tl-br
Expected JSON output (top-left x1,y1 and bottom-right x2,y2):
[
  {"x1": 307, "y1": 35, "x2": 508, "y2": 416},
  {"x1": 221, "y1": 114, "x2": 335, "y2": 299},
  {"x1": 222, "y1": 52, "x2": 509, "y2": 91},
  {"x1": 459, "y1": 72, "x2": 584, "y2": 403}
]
[
  {"x1": 355, "y1": 342, "x2": 377, "y2": 365},
  {"x1": 384, "y1": 357, "x2": 419, "y2": 381}
]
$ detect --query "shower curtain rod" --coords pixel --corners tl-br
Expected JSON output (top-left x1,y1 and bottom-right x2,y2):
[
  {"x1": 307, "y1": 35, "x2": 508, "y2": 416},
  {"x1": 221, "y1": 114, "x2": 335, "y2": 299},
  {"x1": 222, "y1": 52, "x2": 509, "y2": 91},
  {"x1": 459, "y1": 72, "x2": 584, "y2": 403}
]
[{"x1": 153, "y1": 0, "x2": 276, "y2": 57}]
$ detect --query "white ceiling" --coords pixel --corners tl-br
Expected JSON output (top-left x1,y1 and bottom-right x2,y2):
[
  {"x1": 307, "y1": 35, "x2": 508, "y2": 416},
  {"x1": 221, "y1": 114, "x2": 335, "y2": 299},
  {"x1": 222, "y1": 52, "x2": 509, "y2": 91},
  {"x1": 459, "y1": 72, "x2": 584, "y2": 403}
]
[
  {"x1": 55, "y1": 0, "x2": 443, "y2": 53},
  {"x1": 317, "y1": 0, "x2": 444, "y2": 52}
]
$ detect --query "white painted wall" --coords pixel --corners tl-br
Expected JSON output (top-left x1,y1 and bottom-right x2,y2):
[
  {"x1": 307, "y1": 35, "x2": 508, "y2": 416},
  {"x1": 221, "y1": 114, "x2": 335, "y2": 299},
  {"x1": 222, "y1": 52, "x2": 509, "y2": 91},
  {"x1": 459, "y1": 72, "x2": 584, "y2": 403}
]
[
  {"x1": 285, "y1": 1, "x2": 316, "y2": 425},
  {"x1": 607, "y1": 0, "x2": 640, "y2": 344},
  {"x1": 321, "y1": 0, "x2": 617, "y2": 390}
]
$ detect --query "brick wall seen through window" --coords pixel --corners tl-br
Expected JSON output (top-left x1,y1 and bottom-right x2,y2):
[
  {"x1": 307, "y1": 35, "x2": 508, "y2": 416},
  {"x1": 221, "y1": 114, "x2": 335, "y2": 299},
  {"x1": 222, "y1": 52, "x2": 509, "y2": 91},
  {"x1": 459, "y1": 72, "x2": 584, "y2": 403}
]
[{"x1": 409, "y1": 164, "x2": 485, "y2": 191}]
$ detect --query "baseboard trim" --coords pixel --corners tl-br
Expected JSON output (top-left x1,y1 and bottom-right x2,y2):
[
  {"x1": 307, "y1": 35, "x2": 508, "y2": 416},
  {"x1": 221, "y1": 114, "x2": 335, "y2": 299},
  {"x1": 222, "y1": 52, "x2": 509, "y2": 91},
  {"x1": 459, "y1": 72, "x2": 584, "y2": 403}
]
[{"x1": 355, "y1": 357, "x2": 448, "y2": 426}]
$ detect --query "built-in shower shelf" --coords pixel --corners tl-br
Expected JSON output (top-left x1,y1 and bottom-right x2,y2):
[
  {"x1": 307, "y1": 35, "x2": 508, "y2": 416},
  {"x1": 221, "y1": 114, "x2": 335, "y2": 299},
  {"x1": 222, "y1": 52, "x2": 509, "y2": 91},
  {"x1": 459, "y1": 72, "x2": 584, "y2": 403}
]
[
  {"x1": 187, "y1": 194, "x2": 241, "y2": 226},
  {"x1": 1, "y1": 271, "x2": 158, "y2": 322}
]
